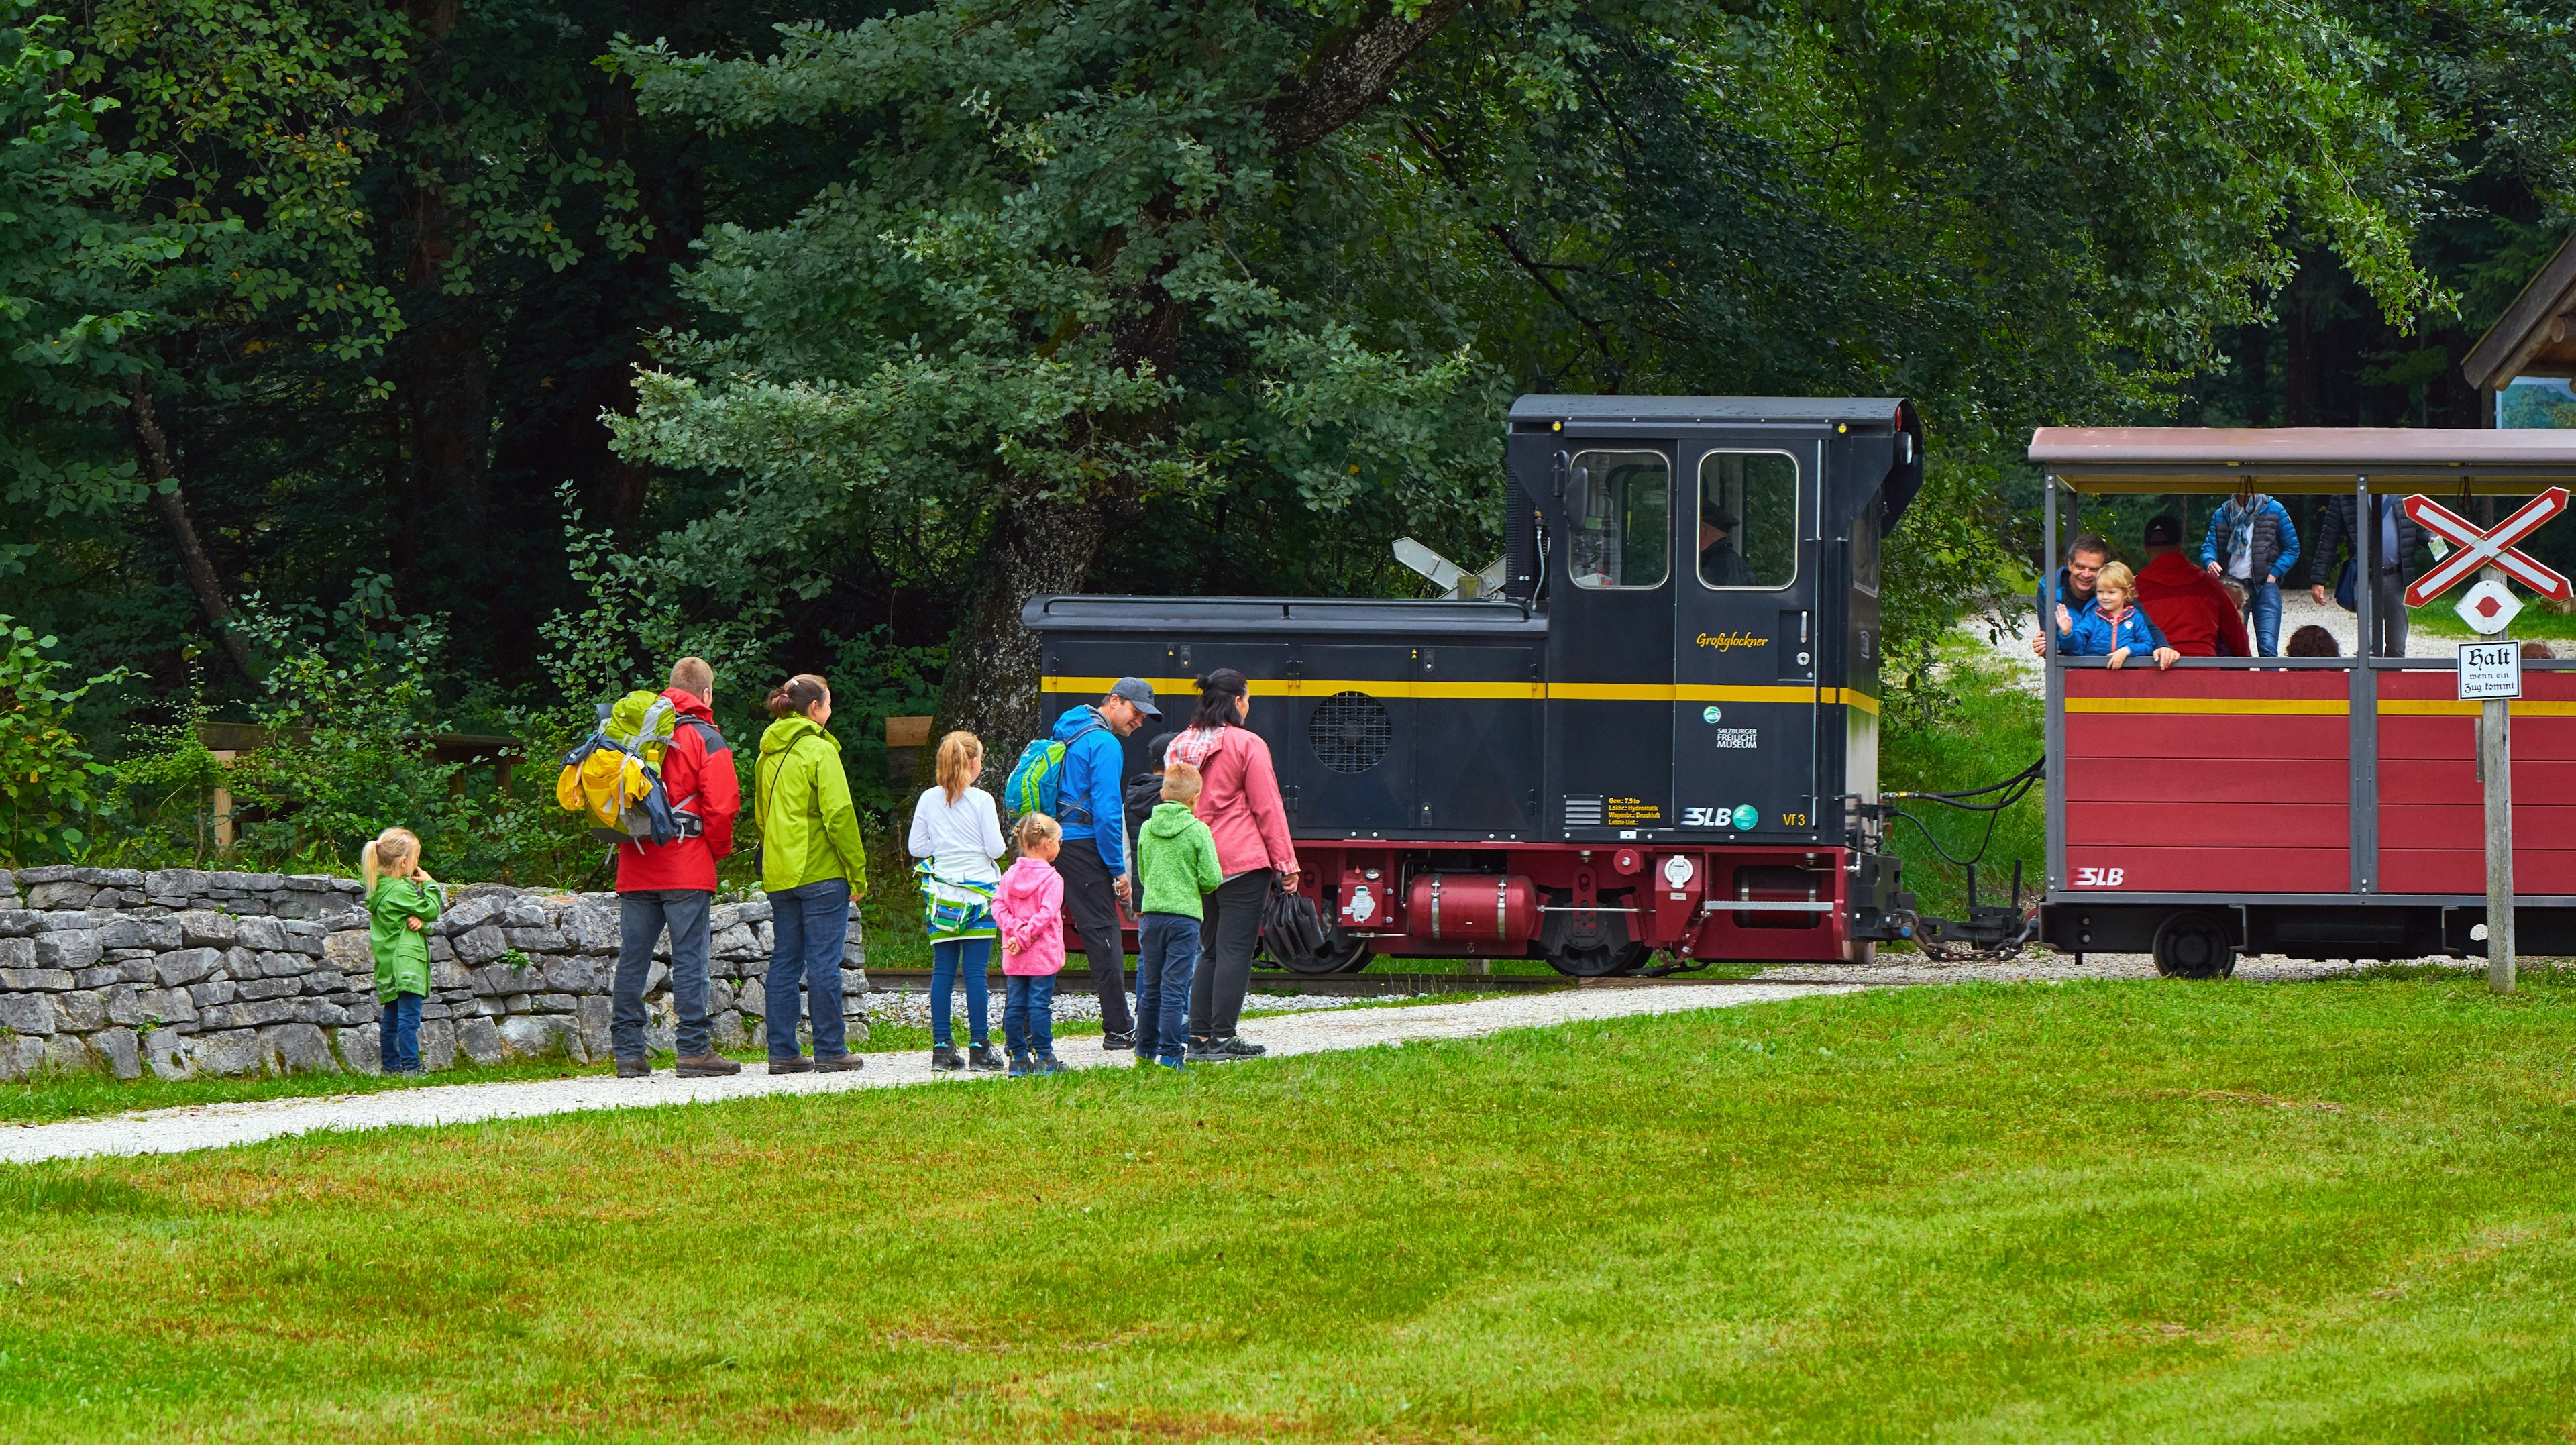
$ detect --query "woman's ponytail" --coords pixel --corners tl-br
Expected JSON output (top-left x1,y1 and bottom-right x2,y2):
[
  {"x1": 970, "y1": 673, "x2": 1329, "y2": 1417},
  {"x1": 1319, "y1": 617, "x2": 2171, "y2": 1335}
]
[
  {"x1": 1189, "y1": 668, "x2": 1249, "y2": 731},
  {"x1": 767, "y1": 673, "x2": 830, "y2": 718}
]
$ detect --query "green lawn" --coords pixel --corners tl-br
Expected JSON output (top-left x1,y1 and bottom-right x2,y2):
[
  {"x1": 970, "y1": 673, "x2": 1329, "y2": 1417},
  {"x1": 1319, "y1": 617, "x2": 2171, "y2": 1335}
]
[
  {"x1": 1883, "y1": 650, "x2": 2045, "y2": 925},
  {"x1": 7, "y1": 970, "x2": 2576, "y2": 1440}
]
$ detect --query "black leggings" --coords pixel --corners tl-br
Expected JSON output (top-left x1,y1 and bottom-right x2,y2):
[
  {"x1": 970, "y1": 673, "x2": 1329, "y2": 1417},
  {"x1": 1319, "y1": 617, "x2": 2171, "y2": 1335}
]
[{"x1": 1189, "y1": 869, "x2": 1272, "y2": 1038}]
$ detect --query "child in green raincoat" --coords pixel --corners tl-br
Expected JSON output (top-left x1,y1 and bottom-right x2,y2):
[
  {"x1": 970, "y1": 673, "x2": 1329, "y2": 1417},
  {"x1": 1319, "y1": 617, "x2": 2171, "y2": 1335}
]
[{"x1": 364, "y1": 827, "x2": 443, "y2": 1076}]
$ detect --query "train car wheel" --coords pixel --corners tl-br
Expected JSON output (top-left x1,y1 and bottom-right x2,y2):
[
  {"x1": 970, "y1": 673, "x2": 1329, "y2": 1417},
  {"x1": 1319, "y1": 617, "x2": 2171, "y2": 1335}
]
[
  {"x1": 1541, "y1": 937, "x2": 1648, "y2": 977},
  {"x1": 2151, "y1": 912, "x2": 2237, "y2": 979}
]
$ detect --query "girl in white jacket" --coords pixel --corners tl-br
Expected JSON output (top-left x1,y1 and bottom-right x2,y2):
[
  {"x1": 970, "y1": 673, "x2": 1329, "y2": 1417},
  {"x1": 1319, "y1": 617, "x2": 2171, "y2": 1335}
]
[{"x1": 908, "y1": 731, "x2": 1007, "y2": 1071}]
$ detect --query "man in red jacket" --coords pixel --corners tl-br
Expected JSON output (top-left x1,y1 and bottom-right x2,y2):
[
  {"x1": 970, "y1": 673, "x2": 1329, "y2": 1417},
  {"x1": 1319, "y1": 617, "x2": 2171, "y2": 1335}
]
[
  {"x1": 2135, "y1": 515, "x2": 2250, "y2": 657},
  {"x1": 610, "y1": 657, "x2": 745, "y2": 1078}
]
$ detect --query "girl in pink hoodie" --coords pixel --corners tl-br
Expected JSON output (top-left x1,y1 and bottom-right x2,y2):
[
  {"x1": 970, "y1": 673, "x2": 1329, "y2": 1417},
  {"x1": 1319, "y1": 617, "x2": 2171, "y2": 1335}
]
[{"x1": 993, "y1": 812, "x2": 1069, "y2": 1076}]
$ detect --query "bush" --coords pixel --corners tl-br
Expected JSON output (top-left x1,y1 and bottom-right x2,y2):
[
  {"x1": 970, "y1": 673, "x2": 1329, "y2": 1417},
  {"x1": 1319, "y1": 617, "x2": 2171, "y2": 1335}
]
[{"x1": 0, "y1": 618, "x2": 125, "y2": 862}]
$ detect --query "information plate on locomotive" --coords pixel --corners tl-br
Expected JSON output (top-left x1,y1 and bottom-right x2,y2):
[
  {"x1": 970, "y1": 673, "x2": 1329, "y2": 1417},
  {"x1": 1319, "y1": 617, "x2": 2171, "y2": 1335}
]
[{"x1": 2459, "y1": 641, "x2": 2522, "y2": 701}]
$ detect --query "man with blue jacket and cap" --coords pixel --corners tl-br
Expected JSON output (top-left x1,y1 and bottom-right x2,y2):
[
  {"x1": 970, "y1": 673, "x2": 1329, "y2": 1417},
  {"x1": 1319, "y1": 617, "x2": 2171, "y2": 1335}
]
[{"x1": 1049, "y1": 676, "x2": 1158, "y2": 1050}]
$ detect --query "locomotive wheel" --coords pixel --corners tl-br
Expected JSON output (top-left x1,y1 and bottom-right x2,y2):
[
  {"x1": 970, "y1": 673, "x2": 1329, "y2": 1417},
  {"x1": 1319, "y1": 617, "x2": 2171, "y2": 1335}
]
[
  {"x1": 2151, "y1": 911, "x2": 2237, "y2": 980},
  {"x1": 1541, "y1": 936, "x2": 1648, "y2": 978}
]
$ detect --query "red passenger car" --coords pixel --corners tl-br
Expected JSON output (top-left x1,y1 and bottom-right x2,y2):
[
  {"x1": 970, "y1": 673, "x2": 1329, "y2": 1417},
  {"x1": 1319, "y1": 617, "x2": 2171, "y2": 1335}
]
[{"x1": 2031, "y1": 427, "x2": 2576, "y2": 975}]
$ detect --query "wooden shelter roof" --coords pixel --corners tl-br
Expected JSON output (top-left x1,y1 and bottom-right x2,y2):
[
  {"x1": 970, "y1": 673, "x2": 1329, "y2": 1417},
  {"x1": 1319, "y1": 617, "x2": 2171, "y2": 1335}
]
[{"x1": 2029, "y1": 426, "x2": 2576, "y2": 492}]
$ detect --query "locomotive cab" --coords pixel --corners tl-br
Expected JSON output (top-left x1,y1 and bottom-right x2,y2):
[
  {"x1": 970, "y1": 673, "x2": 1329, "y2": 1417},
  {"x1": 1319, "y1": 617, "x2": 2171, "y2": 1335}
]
[{"x1": 1026, "y1": 394, "x2": 1925, "y2": 975}]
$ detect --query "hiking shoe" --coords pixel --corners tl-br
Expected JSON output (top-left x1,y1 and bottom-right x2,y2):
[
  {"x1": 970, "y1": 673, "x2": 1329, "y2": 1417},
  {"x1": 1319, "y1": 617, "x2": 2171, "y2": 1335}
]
[
  {"x1": 967, "y1": 1044, "x2": 1006, "y2": 1073},
  {"x1": 930, "y1": 1045, "x2": 964, "y2": 1073},
  {"x1": 1185, "y1": 1036, "x2": 1224, "y2": 1062},
  {"x1": 675, "y1": 1053, "x2": 742, "y2": 1077},
  {"x1": 814, "y1": 1053, "x2": 864, "y2": 1073},
  {"x1": 1102, "y1": 1030, "x2": 1136, "y2": 1051},
  {"x1": 768, "y1": 1054, "x2": 813, "y2": 1075},
  {"x1": 1215, "y1": 1035, "x2": 1267, "y2": 1059},
  {"x1": 614, "y1": 1056, "x2": 651, "y2": 1079},
  {"x1": 1007, "y1": 1054, "x2": 1034, "y2": 1078},
  {"x1": 1035, "y1": 1053, "x2": 1069, "y2": 1075}
]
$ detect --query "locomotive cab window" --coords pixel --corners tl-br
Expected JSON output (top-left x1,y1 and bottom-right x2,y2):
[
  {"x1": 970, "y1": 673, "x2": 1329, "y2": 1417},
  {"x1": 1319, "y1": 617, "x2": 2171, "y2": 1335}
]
[
  {"x1": 1697, "y1": 451, "x2": 1799, "y2": 589},
  {"x1": 1566, "y1": 449, "x2": 1670, "y2": 590}
]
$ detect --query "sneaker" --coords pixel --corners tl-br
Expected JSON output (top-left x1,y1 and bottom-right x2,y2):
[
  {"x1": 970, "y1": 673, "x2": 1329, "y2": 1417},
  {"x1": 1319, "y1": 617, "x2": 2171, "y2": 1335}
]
[
  {"x1": 1158, "y1": 1055, "x2": 1187, "y2": 1073},
  {"x1": 930, "y1": 1045, "x2": 964, "y2": 1073},
  {"x1": 814, "y1": 1053, "x2": 864, "y2": 1073},
  {"x1": 967, "y1": 1043, "x2": 1006, "y2": 1073},
  {"x1": 1185, "y1": 1036, "x2": 1224, "y2": 1062},
  {"x1": 1102, "y1": 1030, "x2": 1136, "y2": 1051},
  {"x1": 1216, "y1": 1035, "x2": 1267, "y2": 1059},
  {"x1": 1035, "y1": 1053, "x2": 1069, "y2": 1075},
  {"x1": 614, "y1": 1056, "x2": 651, "y2": 1079},
  {"x1": 1007, "y1": 1053, "x2": 1034, "y2": 1078},
  {"x1": 675, "y1": 1053, "x2": 743, "y2": 1078},
  {"x1": 768, "y1": 1054, "x2": 813, "y2": 1075}
]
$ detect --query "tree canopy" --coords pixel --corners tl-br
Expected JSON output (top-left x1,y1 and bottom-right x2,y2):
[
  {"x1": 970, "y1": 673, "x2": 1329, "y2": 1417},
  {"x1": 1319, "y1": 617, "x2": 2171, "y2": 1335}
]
[{"x1": 4, "y1": 0, "x2": 2574, "y2": 844}]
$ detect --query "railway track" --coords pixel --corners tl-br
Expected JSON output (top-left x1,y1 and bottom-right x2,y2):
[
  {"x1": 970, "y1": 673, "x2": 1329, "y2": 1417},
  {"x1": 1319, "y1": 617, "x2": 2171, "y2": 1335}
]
[{"x1": 859, "y1": 969, "x2": 1833, "y2": 997}]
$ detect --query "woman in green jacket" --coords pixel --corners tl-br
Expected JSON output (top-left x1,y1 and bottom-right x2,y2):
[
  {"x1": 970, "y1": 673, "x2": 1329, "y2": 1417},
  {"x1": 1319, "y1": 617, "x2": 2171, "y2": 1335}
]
[{"x1": 754, "y1": 674, "x2": 870, "y2": 1075}]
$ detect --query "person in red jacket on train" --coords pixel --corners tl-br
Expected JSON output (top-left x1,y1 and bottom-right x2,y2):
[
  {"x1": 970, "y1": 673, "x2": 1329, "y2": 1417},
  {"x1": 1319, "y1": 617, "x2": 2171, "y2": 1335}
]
[
  {"x1": 610, "y1": 657, "x2": 745, "y2": 1079},
  {"x1": 2134, "y1": 514, "x2": 2249, "y2": 657}
]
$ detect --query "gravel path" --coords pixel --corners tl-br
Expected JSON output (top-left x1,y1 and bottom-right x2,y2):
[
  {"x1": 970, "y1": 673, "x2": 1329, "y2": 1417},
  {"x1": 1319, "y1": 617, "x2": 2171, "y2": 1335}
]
[{"x1": 0, "y1": 983, "x2": 1849, "y2": 1167}]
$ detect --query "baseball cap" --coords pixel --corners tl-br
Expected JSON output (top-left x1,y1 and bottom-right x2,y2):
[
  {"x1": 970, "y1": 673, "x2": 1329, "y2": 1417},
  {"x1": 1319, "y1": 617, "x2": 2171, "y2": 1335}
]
[
  {"x1": 2143, "y1": 514, "x2": 2182, "y2": 546},
  {"x1": 1108, "y1": 677, "x2": 1162, "y2": 718}
]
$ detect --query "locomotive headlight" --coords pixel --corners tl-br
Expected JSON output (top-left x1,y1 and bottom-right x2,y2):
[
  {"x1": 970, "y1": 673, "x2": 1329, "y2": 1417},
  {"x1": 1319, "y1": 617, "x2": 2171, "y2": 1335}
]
[{"x1": 1660, "y1": 855, "x2": 1696, "y2": 888}]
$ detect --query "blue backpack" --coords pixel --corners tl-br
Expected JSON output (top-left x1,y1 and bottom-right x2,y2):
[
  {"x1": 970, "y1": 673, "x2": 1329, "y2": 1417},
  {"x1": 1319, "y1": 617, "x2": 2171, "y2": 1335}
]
[{"x1": 1004, "y1": 716, "x2": 1106, "y2": 825}]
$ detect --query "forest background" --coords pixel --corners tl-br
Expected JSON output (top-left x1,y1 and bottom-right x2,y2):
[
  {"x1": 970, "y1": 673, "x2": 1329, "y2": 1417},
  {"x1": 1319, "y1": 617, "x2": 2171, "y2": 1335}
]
[{"x1": 4, "y1": 0, "x2": 2575, "y2": 889}]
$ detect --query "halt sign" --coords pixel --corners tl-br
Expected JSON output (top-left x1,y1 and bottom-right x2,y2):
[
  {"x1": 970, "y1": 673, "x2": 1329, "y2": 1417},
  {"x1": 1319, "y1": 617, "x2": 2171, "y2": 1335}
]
[{"x1": 2459, "y1": 641, "x2": 2522, "y2": 701}]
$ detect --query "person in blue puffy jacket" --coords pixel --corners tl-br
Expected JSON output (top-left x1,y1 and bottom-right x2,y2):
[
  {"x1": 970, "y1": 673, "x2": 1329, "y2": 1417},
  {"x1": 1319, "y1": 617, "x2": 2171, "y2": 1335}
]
[{"x1": 2057, "y1": 561, "x2": 2181, "y2": 671}]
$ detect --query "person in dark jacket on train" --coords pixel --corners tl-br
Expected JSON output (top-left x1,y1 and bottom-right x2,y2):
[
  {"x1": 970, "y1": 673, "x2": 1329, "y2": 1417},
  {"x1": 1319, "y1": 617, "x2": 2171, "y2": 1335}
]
[{"x1": 2310, "y1": 494, "x2": 2428, "y2": 659}]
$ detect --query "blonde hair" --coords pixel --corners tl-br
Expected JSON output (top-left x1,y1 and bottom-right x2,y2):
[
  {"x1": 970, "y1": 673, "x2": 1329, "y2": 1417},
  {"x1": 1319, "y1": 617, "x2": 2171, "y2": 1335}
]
[
  {"x1": 936, "y1": 730, "x2": 982, "y2": 804},
  {"x1": 669, "y1": 656, "x2": 714, "y2": 700},
  {"x1": 362, "y1": 827, "x2": 419, "y2": 892},
  {"x1": 2092, "y1": 561, "x2": 2137, "y2": 598},
  {"x1": 1014, "y1": 812, "x2": 1061, "y2": 854},
  {"x1": 1161, "y1": 760, "x2": 1203, "y2": 804}
]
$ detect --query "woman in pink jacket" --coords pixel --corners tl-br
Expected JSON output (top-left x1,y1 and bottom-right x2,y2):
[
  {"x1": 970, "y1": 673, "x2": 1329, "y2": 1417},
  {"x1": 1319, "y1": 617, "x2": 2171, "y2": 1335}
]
[{"x1": 1165, "y1": 668, "x2": 1299, "y2": 1060}]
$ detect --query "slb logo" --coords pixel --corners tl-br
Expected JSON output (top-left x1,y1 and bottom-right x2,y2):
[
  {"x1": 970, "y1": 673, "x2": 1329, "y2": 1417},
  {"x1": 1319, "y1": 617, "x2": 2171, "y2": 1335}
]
[{"x1": 2071, "y1": 866, "x2": 2125, "y2": 888}]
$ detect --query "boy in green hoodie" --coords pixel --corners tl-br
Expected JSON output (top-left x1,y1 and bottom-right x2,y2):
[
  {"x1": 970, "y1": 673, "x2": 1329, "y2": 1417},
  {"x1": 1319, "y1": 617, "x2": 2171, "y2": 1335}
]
[{"x1": 1131, "y1": 761, "x2": 1224, "y2": 1069}]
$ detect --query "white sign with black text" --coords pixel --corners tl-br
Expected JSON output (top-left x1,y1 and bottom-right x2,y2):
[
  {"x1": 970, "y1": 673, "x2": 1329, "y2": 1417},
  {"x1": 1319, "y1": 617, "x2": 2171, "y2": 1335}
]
[{"x1": 2459, "y1": 641, "x2": 2522, "y2": 702}]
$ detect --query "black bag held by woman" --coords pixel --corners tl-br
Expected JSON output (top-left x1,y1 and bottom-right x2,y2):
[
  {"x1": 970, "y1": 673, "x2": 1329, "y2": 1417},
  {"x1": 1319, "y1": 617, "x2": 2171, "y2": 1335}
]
[{"x1": 1260, "y1": 881, "x2": 1331, "y2": 964}]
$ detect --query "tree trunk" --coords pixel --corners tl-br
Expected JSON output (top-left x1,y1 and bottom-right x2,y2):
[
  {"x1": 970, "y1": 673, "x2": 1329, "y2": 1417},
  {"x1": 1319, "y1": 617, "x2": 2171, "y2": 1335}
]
[
  {"x1": 935, "y1": 491, "x2": 1108, "y2": 780},
  {"x1": 130, "y1": 388, "x2": 260, "y2": 682}
]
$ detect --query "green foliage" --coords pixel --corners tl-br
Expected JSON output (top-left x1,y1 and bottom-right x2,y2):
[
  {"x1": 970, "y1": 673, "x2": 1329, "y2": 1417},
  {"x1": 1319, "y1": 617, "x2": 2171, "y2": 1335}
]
[
  {"x1": 0, "y1": 617, "x2": 126, "y2": 861},
  {"x1": 216, "y1": 574, "x2": 468, "y2": 871}
]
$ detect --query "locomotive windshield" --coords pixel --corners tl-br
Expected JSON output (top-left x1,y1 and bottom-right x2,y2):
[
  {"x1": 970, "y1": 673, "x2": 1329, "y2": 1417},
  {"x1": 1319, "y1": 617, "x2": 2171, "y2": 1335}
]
[
  {"x1": 1566, "y1": 449, "x2": 1670, "y2": 589},
  {"x1": 1697, "y1": 451, "x2": 1799, "y2": 588}
]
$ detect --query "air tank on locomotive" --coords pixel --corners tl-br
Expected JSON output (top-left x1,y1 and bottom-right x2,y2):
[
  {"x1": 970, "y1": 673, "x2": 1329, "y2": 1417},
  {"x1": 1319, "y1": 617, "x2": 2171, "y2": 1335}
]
[{"x1": 1025, "y1": 395, "x2": 1926, "y2": 975}]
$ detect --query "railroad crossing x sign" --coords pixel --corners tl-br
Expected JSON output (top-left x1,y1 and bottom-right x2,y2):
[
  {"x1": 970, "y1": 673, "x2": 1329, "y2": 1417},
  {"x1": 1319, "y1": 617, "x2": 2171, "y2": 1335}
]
[{"x1": 2402, "y1": 487, "x2": 2573, "y2": 608}]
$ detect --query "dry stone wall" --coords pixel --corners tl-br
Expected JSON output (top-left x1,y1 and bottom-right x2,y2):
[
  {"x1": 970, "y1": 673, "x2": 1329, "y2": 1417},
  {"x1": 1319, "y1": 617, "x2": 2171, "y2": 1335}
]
[{"x1": 0, "y1": 867, "x2": 867, "y2": 1081}]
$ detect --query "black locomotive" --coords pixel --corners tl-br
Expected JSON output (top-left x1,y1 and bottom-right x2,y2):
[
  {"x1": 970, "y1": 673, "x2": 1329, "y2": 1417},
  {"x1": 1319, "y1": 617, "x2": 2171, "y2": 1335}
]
[{"x1": 1026, "y1": 395, "x2": 1925, "y2": 974}]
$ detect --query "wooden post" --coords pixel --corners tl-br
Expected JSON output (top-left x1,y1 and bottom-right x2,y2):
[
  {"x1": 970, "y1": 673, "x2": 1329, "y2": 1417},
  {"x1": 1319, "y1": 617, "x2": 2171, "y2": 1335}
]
[
  {"x1": 2483, "y1": 692, "x2": 2514, "y2": 994},
  {"x1": 210, "y1": 749, "x2": 237, "y2": 849}
]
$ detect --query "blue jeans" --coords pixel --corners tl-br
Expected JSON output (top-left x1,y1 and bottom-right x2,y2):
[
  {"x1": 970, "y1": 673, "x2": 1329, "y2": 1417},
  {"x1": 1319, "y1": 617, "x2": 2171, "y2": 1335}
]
[
  {"x1": 614, "y1": 890, "x2": 713, "y2": 1060},
  {"x1": 379, "y1": 991, "x2": 423, "y2": 1072},
  {"x1": 1135, "y1": 914, "x2": 1200, "y2": 1063},
  {"x1": 1004, "y1": 974, "x2": 1056, "y2": 1059},
  {"x1": 765, "y1": 878, "x2": 851, "y2": 1059},
  {"x1": 930, "y1": 937, "x2": 992, "y2": 1047},
  {"x1": 2246, "y1": 578, "x2": 2283, "y2": 657}
]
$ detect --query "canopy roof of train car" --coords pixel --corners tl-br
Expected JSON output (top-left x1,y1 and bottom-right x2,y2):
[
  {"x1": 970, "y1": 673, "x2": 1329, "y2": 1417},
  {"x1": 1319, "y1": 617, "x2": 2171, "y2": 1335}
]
[
  {"x1": 2031, "y1": 427, "x2": 2576, "y2": 493},
  {"x1": 1507, "y1": 394, "x2": 1924, "y2": 533}
]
